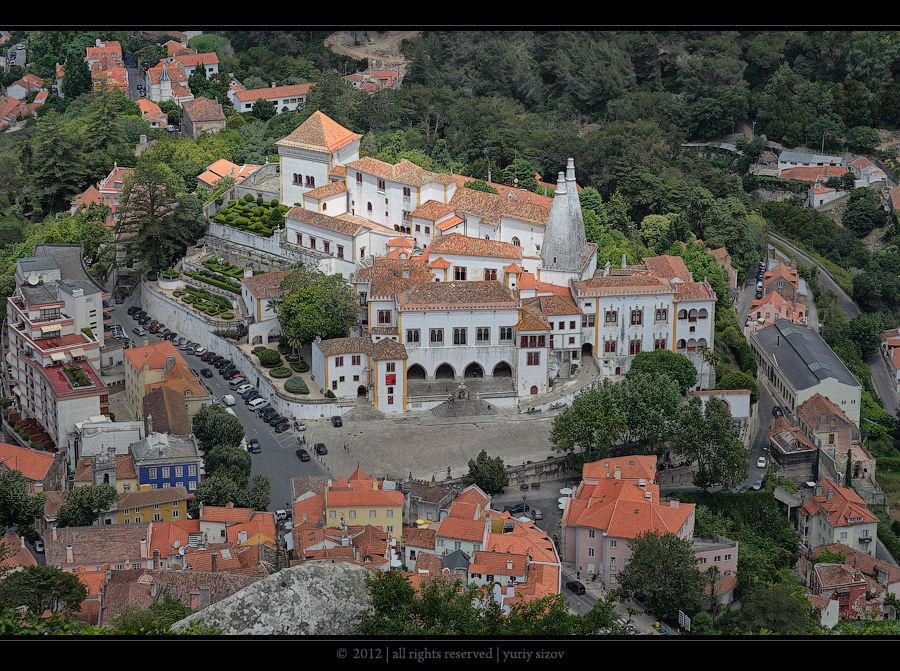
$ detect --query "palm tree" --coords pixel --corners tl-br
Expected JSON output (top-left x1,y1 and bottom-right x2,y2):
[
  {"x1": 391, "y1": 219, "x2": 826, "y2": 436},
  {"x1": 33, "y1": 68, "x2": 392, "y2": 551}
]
[{"x1": 697, "y1": 344, "x2": 720, "y2": 390}]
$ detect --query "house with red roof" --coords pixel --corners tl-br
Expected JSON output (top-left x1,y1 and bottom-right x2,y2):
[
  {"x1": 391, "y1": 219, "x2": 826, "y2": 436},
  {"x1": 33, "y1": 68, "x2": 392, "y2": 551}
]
[
  {"x1": 181, "y1": 97, "x2": 226, "y2": 140},
  {"x1": 849, "y1": 156, "x2": 886, "y2": 187},
  {"x1": 0, "y1": 442, "x2": 67, "y2": 494},
  {"x1": 762, "y1": 259, "x2": 806, "y2": 306},
  {"x1": 136, "y1": 98, "x2": 167, "y2": 130},
  {"x1": 560, "y1": 475, "x2": 696, "y2": 590},
  {"x1": 0, "y1": 534, "x2": 39, "y2": 576},
  {"x1": 6, "y1": 73, "x2": 45, "y2": 101},
  {"x1": 231, "y1": 82, "x2": 315, "y2": 114},
  {"x1": 197, "y1": 158, "x2": 261, "y2": 190},
  {"x1": 122, "y1": 339, "x2": 190, "y2": 418},
  {"x1": 745, "y1": 290, "x2": 807, "y2": 336},
  {"x1": 798, "y1": 478, "x2": 878, "y2": 557}
]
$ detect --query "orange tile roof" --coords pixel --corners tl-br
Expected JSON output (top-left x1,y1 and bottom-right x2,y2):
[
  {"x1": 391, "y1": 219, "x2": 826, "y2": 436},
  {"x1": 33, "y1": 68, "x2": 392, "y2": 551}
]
[
  {"x1": 241, "y1": 270, "x2": 291, "y2": 300},
  {"x1": 234, "y1": 83, "x2": 314, "y2": 102},
  {"x1": 276, "y1": 110, "x2": 361, "y2": 153},
  {"x1": 0, "y1": 443, "x2": 56, "y2": 481},
  {"x1": 303, "y1": 180, "x2": 347, "y2": 200},
  {"x1": 449, "y1": 186, "x2": 549, "y2": 227},
  {"x1": 201, "y1": 502, "x2": 253, "y2": 524},
  {"x1": 435, "y1": 215, "x2": 465, "y2": 232},
  {"x1": 226, "y1": 512, "x2": 278, "y2": 546},
  {"x1": 800, "y1": 478, "x2": 878, "y2": 527},
  {"x1": 764, "y1": 262, "x2": 799, "y2": 287},
  {"x1": 582, "y1": 455, "x2": 657, "y2": 482},
  {"x1": 148, "y1": 519, "x2": 201, "y2": 558},
  {"x1": 470, "y1": 550, "x2": 528, "y2": 575},
  {"x1": 565, "y1": 479, "x2": 694, "y2": 539},
  {"x1": 123, "y1": 340, "x2": 188, "y2": 373},
  {"x1": 347, "y1": 157, "x2": 455, "y2": 187},
  {"x1": 797, "y1": 393, "x2": 855, "y2": 430},
  {"x1": 436, "y1": 516, "x2": 487, "y2": 543},
  {"x1": 454, "y1": 485, "x2": 490, "y2": 508},
  {"x1": 398, "y1": 281, "x2": 518, "y2": 311},
  {"x1": 643, "y1": 255, "x2": 693, "y2": 282},
  {"x1": 171, "y1": 52, "x2": 219, "y2": 67},
  {"x1": 404, "y1": 527, "x2": 436, "y2": 549},
  {"x1": 412, "y1": 200, "x2": 455, "y2": 220},
  {"x1": 515, "y1": 305, "x2": 551, "y2": 332},
  {"x1": 779, "y1": 166, "x2": 847, "y2": 181},
  {"x1": 326, "y1": 489, "x2": 404, "y2": 508},
  {"x1": 574, "y1": 273, "x2": 676, "y2": 297},
  {"x1": 425, "y1": 232, "x2": 522, "y2": 260},
  {"x1": 529, "y1": 294, "x2": 581, "y2": 316}
]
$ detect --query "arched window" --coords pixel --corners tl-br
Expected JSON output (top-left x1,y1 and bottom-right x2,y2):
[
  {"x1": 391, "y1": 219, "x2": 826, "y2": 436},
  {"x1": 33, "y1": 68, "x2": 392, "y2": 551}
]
[
  {"x1": 511, "y1": 237, "x2": 521, "y2": 247},
  {"x1": 604, "y1": 341, "x2": 616, "y2": 354},
  {"x1": 676, "y1": 339, "x2": 686, "y2": 350},
  {"x1": 367, "y1": 202, "x2": 373, "y2": 213},
  {"x1": 655, "y1": 309, "x2": 667, "y2": 321},
  {"x1": 629, "y1": 340, "x2": 642, "y2": 356},
  {"x1": 678, "y1": 309, "x2": 687, "y2": 320},
  {"x1": 654, "y1": 339, "x2": 666, "y2": 350},
  {"x1": 698, "y1": 308, "x2": 708, "y2": 319}
]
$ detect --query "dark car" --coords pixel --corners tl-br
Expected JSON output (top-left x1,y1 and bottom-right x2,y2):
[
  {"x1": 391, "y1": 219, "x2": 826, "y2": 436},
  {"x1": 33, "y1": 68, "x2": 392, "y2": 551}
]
[
  {"x1": 261, "y1": 408, "x2": 278, "y2": 421},
  {"x1": 132, "y1": 311, "x2": 144, "y2": 320},
  {"x1": 164, "y1": 332, "x2": 177, "y2": 340},
  {"x1": 127, "y1": 306, "x2": 139, "y2": 315},
  {"x1": 244, "y1": 392, "x2": 261, "y2": 404},
  {"x1": 755, "y1": 290, "x2": 763, "y2": 300},
  {"x1": 242, "y1": 388, "x2": 259, "y2": 399},
  {"x1": 248, "y1": 439, "x2": 261, "y2": 454},
  {"x1": 207, "y1": 356, "x2": 223, "y2": 366},
  {"x1": 223, "y1": 369, "x2": 242, "y2": 380},
  {"x1": 200, "y1": 368, "x2": 213, "y2": 378},
  {"x1": 503, "y1": 503, "x2": 530, "y2": 515},
  {"x1": 115, "y1": 295, "x2": 124, "y2": 304},
  {"x1": 274, "y1": 421, "x2": 290, "y2": 433},
  {"x1": 138, "y1": 316, "x2": 151, "y2": 325},
  {"x1": 566, "y1": 580, "x2": 586, "y2": 595},
  {"x1": 215, "y1": 359, "x2": 232, "y2": 369},
  {"x1": 314, "y1": 443, "x2": 327, "y2": 456},
  {"x1": 772, "y1": 405, "x2": 783, "y2": 418},
  {"x1": 267, "y1": 414, "x2": 285, "y2": 426},
  {"x1": 201, "y1": 351, "x2": 216, "y2": 361},
  {"x1": 331, "y1": 415, "x2": 343, "y2": 427},
  {"x1": 296, "y1": 448, "x2": 311, "y2": 462}
]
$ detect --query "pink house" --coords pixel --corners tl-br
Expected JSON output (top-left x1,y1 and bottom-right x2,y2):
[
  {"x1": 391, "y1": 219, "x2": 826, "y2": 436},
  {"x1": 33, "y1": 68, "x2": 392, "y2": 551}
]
[
  {"x1": 745, "y1": 290, "x2": 807, "y2": 336},
  {"x1": 561, "y1": 468, "x2": 695, "y2": 590}
]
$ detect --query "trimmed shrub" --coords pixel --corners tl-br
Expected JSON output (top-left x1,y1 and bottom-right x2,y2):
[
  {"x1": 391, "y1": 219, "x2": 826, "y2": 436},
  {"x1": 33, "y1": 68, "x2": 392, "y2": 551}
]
[
  {"x1": 284, "y1": 377, "x2": 309, "y2": 394},
  {"x1": 257, "y1": 349, "x2": 282, "y2": 367},
  {"x1": 270, "y1": 366, "x2": 292, "y2": 378},
  {"x1": 290, "y1": 361, "x2": 309, "y2": 373},
  {"x1": 220, "y1": 312, "x2": 235, "y2": 320},
  {"x1": 326, "y1": 390, "x2": 336, "y2": 398}
]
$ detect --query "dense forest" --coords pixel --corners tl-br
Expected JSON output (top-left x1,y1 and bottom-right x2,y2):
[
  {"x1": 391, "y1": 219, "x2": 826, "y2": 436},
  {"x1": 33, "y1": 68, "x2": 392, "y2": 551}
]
[{"x1": 2, "y1": 30, "x2": 900, "y2": 345}]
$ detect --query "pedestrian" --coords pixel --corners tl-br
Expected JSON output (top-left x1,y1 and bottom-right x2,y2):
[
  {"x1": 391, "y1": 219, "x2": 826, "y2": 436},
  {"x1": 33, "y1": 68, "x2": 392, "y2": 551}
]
[{"x1": 428, "y1": 384, "x2": 432, "y2": 393}]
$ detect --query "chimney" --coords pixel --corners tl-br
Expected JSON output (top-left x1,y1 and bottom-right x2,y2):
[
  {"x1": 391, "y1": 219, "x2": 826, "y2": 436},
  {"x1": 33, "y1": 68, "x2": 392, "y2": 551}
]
[
  {"x1": 200, "y1": 586, "x2": 210, "y2": 610},
  {"x1": 613, "y1": 466, "x2": 621, "y2": 480},
  {"x1": 20, "y1": 535, "x2": 25, "y2": 549},
  {"x1": 827, "y1": 488, "x2": 834, "y2": 500},
  {"x1": 66, "y1": 544, "x2": 74, "y2": 564},
  {"x1": 507, "y1": 559, "x2": 513, "y2": 570},
  {"x1": 153, "y1": 549, "x2": 161, "y2": 570},
  {"x1": 670, "y1": 499, "x2": 680, "y2": 509},
  {"x1": 211, "y1": 551, "x2": 218, "y2": 572},
  {"x1": 150, "y1": 580, "x2": 157, "y2": 597},
  {"x1": 147, "y1": 414, "x2": 153, "y2": 434},
  {"x1": 52, "y1": 527, "x2": 58, "y2": 541},
  {"x1": 140, "y1": 539, "x2": 148, "y2": 559},
  {"x1": 815, "y1": 483, "x2": 822, "y2": 496},
  {"x1": 165, "y1": 355, "x2": 175, "y2": 372},
  {"x1": 143, "y1": 338, "x2": 149, "y2": 347},
  {"x1": 190, "y1": 589, "x2": 200, "y2": 611}
]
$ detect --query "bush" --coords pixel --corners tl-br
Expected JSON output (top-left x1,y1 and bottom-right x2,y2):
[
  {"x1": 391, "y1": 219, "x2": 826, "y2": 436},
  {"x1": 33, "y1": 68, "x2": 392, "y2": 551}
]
[
  {"x1": 290, "y1": 361, "x2": 309, "y2": 373},
  {"x1": 270, "y1": 366, "x2": 292, "y2": 378},
  {"x1": 284, "y1": 377, "x2": 309, "y2": 394},
  {"x1": 147, "y1": 271, "x2": 158, "y2": 281},
  {"x1": 220, "y1": 312, "x2": 235, "y2": 319},
  {"x1": 326, "y1": 390, "x2": 336, "y2": 398},
  {"x1": 257, "y1": 349, "x2": 282, "y2": 367}
]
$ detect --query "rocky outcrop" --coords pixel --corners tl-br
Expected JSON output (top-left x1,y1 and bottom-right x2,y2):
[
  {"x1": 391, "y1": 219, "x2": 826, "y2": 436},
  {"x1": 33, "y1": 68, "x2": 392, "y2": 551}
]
[{"x1": 171, "y1": 560, "x2": 373, "y2": 635}]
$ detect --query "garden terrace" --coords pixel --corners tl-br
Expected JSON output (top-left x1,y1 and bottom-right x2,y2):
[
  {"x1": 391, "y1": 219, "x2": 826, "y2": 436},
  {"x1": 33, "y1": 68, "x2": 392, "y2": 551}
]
[{"x1": 210, "y1": 193, "x2": 289, "y2": 239}]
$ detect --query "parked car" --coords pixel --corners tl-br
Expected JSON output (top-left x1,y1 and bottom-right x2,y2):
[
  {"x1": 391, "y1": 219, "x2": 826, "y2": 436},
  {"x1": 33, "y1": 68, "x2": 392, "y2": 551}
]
[
  {"x1": 248, "y1": 398, "x2": 269, "y2": 410},
  {"x1": 295, "y1": 420, "x2": 306, "y2": 431},
  {"x1": 222, "y1": 395, "x2": 236, "y2": 406},
  {"x1": 772, "y1": 406, "x2": 783, "y2": 418},
  {"x1": 296, "y1": 448, "x2": 311, "y2": 462},
  {"x1": 201, "y1": 351, "x2": 215, "y2": 362},
  {"x1": 738, "y1": 484, "x2": 752, "y2": 493},
  {"x1": 314, "y1": 442, "x2": 327, "y2": 455},
  {"x1": 127, "y1": 306, "x2": 138, "y2": 315},
  {"x1": 115, "y1": 295, "x2": 124, "y2": 305},
  {"x1": 267, "y1": 414, "x2": 285, "y2": 426},
  {"x1": 248, "y1": 439, "x2": 261, "y2": 454},
  {"x1": 752, "y1": 479, "x2": 763, "y2": 490},
  {"x1": 200, "y1": 368, "x2": 213, "y2": 378},
  {"x1": 756, "y1": 456, "x2": 767, "y2": 469},
  {"x1": 565, "y1": 580, "x2": 586, "y2": 595},
  {"x1": 332, "y1": 415, "x2": 343, "y2": 427},
  {"x1": 214, "y1": 358, "x2": 231, "y2": 368},
  {"x1": 531, "y1": 508, "x2": 543, "y2": 520},
  {"x1": 133, "y1": 327, "x2": 146, "y2": 336},
  {"x1": 194, "y1": 346, "x2": 207, "y2": 355},
  {"x1": 503, "y1": 502, "x2": 530, "y2": 515},
  {"x1": 244, "y1": 392, "x2": 261, "y2": 404},
  {"x1": 235, "y1": 383, "x2": 252, "y2": 394},
  {"x1": 33, "y1": 539, "x2": 44, "y2": 554},
  {"x1": 755, "y1": 290, "x2": 763, "y2": 300},
  {"x1": 274, "y1": 421, "x2": 290, "y2": 433}
]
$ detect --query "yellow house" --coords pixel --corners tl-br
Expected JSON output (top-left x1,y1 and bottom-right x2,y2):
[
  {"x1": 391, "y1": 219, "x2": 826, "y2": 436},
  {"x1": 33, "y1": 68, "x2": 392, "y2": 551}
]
[
  {"x1": 323, "y1": 468, "x2": 404, "y2": 535},
  {"x1": 117, "y1": 484, "x2": 188, "y2": 524},
  {"x1": 124, "y1": 340, "x2": 190, "y2": 416},
  {"x1": 72, "y1": 451, "x2": 139, "y2": 495}
]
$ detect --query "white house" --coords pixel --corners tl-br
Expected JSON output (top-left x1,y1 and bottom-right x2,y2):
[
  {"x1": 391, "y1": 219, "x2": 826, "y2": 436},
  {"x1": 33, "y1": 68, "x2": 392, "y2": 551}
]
[
  {"x1": 231, "y1": 83, "x2": 314, "y2": 114},
  {"x1": 848, "y1": 156, "x2": 886, "y2": 188}
]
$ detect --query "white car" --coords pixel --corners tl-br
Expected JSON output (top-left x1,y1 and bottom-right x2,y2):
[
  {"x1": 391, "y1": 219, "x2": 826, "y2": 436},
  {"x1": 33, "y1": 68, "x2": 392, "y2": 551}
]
[
  {"x1": 194, "y1": 346, "x2": 207, "y2": 355},
  {"x1": 236, "y1": 383, "x2": 252, "y2": 394},
  {"x1": 222, "y1": 394, "x2": 236, "y2": 406},
  {"x1": 756, "y1": 456, "x2": 767, "y2": 469}
]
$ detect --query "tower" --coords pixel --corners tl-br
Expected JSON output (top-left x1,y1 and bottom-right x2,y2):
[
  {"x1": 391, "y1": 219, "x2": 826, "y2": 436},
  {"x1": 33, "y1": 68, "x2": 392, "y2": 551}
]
[{"x1": 540, "y1": 158, "x2": 587, "y2": 273}]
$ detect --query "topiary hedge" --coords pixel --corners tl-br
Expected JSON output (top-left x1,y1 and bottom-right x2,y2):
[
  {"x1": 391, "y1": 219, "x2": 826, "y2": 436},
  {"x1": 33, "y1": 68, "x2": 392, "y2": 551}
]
[
  {"x1": 220, "y1": 312, "x2": 235, "y2": 320},
  {"x1": 290, "y1": 361, "x2": 309, "y2": 373},
  {"x1": 270, "y1": 366, "x2": 292, "y2": 378},
  {"x1": 284, "y1": 377, "x2": 309, "y2": 394},
  {"x1": 257, "y1": 349, "x2": 282, "y2": 367}
]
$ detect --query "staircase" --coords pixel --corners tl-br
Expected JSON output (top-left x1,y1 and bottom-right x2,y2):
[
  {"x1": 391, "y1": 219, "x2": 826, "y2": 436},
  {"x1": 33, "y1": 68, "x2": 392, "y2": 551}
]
[{"x1": 430, "y1": 398, "x2": 498, "y2": 419}]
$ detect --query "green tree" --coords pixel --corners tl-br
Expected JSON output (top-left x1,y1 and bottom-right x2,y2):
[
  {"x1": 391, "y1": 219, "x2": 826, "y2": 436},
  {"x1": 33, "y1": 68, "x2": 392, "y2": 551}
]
[
  {"x1": 732, "y1": 582, "x2": 817, "y2": 635},
  {"x1": 81, "y1": 83, "x2": 134, "y2": 178},
  {"x1": 271, "y1": 265, "x2": 358, "y2": 345},
  {"x1": 0, "y1": 469, "x2": 46, "y2": 534},
  {"x1": 104, "y1": 593, "x2": 193, "y2": 635},
  {"x1": 462, "y1": 179, "x2": 499, "y2": 194},
  {"x1": 842, "y1": 190, "x2": 888, "y2": 237},
  {"x1": 673, "y1": 396, "x2": 750, "y2": 491},
  {"x1": 615, "y1": 530, "x2": 705, "y2": 623},
  {"x1": 29, "y1": 111, "x2": 91, "y2": 215},
  {"x1": 204, "y1": 443, "x2": 252, "y2": 483},
  {"x1": 56, "y1": 484, "x2": 118, "y2": 528},
  {"x1": 626, "y1": 349, "x2": 697, "y2": 394},
  {"x1": 190, "y1": 474, "x2": 248, "y2": 517},
  {"x1": 61, "y1": 46, "x2": 92, "y2": 100},
  {"x1": 0, "y1": 565, "x2": 88, "y2": 615},
  {"x1": 549, "y1": 379, "x2": 625, "y2": 461},
  {"x1": 716, "y1": 370, "x2": 761, "y2": 405},
  {"x1": 617, "y1": 371, "x2": 684, "y2": 453},
  {"x1": 464, "y1": 450, "x2": 509, "y2": 495},
  {"x1": 847, "y1": 311, "x2": 888, "y2": 359},
  {"x1": 251, "y1": 97, "x2": 277, "y2": 122},
  {"x1": 247, "y1": 473, "x2": 272, "y2": 512},
  {"x1": 192, "y1": 405, "x2": 245, "y2": 450},
  {"x1": 118, "y1": 155, "x2": 207, "y2": 270}
]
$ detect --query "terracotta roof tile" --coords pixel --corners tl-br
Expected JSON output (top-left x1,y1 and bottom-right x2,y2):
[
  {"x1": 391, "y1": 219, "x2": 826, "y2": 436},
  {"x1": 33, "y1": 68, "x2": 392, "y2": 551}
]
[
  {"x1": 240, "y1": 270, "x2": 291, "y2": 299},
  {"x1": 118, "y1": 485, "x2": 189, "y2": 510},
  {"x1": 234, "y1": 83, "x2": 314, "y2": 102},
  {"x1": 123, "y1": 340, "x2": 188, "y2": 374},
  {"x1": 276, "y1": 110, "x2": 361, "y2": 153},
  {"x1": 449, "y1": 186, "x2": 549, "y2": 227},
  {"x1": 398, "y1": 281, "x2": 518, "y2": 311},
  {"x1": 316, "y1": 337, "x2": 374, "y2": 358},
  {"x1": 411, "y1": 200, "x2": 455, "y2": 220},
  {"x1": 286, "y1": 206, "x2": 363, "y2": 237},
  {"x1": 425, "y1": 232, "x2": 522, "y2": 260},
  {"x1": 0, "y1": 443, "x2": 57, "y2": 482}
]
